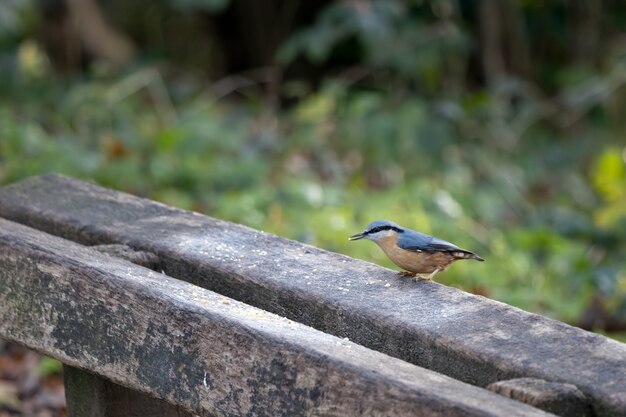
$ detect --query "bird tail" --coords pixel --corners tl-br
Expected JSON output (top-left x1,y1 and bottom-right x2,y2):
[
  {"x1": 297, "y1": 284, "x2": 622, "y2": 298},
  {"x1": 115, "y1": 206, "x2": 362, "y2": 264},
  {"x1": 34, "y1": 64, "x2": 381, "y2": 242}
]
[{"x1": 452, "y1": 251, "x2": 484, "y2": 262}]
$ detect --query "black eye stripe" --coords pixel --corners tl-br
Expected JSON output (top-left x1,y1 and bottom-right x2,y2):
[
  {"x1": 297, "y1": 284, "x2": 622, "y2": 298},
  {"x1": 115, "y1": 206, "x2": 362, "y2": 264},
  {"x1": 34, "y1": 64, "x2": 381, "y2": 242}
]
[{"x1": 365, "y1": 226, "x2": 402, "y2": 234}]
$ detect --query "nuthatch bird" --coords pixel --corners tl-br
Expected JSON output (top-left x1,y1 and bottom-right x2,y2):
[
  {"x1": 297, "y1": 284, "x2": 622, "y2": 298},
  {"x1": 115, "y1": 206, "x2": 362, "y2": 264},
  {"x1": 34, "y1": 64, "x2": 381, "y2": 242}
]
[{"x1": 349, "y1": 220, "x2": 484, "y2": 280}]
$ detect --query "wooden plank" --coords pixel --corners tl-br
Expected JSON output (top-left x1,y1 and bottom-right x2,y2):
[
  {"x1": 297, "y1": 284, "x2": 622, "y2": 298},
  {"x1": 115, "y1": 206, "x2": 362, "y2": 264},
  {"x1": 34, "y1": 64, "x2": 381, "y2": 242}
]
[
  {"x1": 0, "y1": 174, "x2": 624, "y2": 416},
  {"x1": 0, "y1": 219, "x2": 550, "y2": 417}
]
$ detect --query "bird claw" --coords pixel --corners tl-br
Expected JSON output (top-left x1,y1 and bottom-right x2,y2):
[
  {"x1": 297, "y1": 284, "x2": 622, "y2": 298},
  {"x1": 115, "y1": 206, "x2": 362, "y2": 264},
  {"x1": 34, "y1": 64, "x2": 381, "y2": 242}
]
[
  {"x1": 398, "y1": 271, "x2": 417, "y2": 277},
  {"x1": 419, "y1": 269, "x2": 440, "y2": 281}
]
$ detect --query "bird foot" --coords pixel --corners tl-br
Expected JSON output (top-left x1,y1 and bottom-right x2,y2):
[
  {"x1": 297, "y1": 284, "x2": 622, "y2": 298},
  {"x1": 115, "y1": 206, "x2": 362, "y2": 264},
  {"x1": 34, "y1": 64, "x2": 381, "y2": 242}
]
[{"x1": 398, "y1": 271, "x2": 437, "y2": 281}]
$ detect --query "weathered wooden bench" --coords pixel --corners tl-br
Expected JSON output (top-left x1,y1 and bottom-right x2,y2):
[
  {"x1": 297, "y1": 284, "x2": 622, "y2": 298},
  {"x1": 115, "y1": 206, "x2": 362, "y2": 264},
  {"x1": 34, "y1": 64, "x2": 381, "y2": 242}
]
[{"x1": 0, "y1": 174, "x2": 624, "y2": 417}]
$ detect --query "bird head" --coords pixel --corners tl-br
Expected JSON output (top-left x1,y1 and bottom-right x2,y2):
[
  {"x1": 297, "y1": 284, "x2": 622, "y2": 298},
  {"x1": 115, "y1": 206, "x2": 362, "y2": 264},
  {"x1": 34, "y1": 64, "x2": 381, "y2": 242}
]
[{"x1": 349, "y1": 220, "x2": 403, "y2": 242}]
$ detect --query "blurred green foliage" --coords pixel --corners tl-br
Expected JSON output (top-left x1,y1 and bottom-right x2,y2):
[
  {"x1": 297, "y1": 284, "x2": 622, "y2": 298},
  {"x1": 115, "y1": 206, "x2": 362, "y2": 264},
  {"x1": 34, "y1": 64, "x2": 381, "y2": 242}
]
[
  {"x1": 36, "y1": 356, "x2": 63, "y2": 377},
  {"x1": 0, "y1": 0, "x2": 625, "y2": 340},
  {"x1": 279, "y1": 0, "x2": 469, "y2": 94}
]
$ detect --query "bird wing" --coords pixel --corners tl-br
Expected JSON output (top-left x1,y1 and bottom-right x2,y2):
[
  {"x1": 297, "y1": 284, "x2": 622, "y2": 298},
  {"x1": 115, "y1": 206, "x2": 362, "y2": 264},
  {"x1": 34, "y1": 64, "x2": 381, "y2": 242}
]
[{"x1": 397, "y1": 230, "x2": 462, "y2": 253}]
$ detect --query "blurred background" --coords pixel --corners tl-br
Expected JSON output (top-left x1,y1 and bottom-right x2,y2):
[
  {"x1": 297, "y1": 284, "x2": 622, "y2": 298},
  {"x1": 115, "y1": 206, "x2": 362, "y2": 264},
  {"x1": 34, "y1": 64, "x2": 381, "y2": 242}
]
[{"x1": 1, "y1": 0, "x2": 626, "y2": 415}]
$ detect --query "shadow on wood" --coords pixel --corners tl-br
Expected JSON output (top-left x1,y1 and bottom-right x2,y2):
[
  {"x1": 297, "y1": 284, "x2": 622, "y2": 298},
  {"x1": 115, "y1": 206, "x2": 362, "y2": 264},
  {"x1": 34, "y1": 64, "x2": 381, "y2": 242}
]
[{"x1": 64, "y1": 365, "x2": 194, "y2": 417}]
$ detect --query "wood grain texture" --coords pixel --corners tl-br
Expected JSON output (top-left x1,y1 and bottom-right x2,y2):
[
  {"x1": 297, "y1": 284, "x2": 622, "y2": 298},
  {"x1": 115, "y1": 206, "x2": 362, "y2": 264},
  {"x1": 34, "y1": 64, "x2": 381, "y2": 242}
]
[
  {"x1": 91, "y1": 244, "x2": 161, "y2": 271},
  {"x1": 0, "y1": 219, "x2": 549, "y2": 417},
  {"x1": 1, "y1": 174, "x2": 625, "y2": 416}
]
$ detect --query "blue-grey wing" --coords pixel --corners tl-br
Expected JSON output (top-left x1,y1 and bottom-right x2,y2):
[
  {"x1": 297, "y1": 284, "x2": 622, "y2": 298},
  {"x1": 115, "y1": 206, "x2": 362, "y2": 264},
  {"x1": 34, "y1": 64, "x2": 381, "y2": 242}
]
[{"x1": 397, "y1": 230, "x2": 461, "y2": 253}]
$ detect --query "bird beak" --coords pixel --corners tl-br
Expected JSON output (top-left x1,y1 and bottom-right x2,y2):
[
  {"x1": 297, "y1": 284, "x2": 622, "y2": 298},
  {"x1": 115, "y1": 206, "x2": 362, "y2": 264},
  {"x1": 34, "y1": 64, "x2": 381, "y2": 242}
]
[{"x1": 349, "y1": 233, "x2": 365, "y2": 241}]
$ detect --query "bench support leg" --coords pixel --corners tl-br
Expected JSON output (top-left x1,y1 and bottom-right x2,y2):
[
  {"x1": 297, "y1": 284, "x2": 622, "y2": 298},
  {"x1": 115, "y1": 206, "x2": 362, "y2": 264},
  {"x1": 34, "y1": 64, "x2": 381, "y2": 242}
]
[{"x1": 63, "y1": 365, "x2": 195, "y2": 417}]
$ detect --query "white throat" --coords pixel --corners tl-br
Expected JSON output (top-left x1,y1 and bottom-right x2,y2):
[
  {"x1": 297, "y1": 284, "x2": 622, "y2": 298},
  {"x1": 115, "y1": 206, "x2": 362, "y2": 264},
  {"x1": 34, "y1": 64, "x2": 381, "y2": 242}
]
[{"x1": 366, "y1": 229, "x2": 396, "y2": 241}]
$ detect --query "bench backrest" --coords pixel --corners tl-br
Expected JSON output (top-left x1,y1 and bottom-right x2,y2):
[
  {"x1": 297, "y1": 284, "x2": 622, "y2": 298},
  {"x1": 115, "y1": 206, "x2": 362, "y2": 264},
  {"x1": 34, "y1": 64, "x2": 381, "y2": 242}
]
[{"x1": 1, "y1": 174, "x2": 624, "y2": 416}]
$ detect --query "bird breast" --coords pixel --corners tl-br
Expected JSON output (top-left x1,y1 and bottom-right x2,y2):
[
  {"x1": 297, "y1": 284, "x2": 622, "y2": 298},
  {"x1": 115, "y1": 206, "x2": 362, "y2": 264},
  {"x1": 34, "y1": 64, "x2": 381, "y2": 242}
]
[{"x1": 375, "y1": 235, "x2": 455, "y2": 274}]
